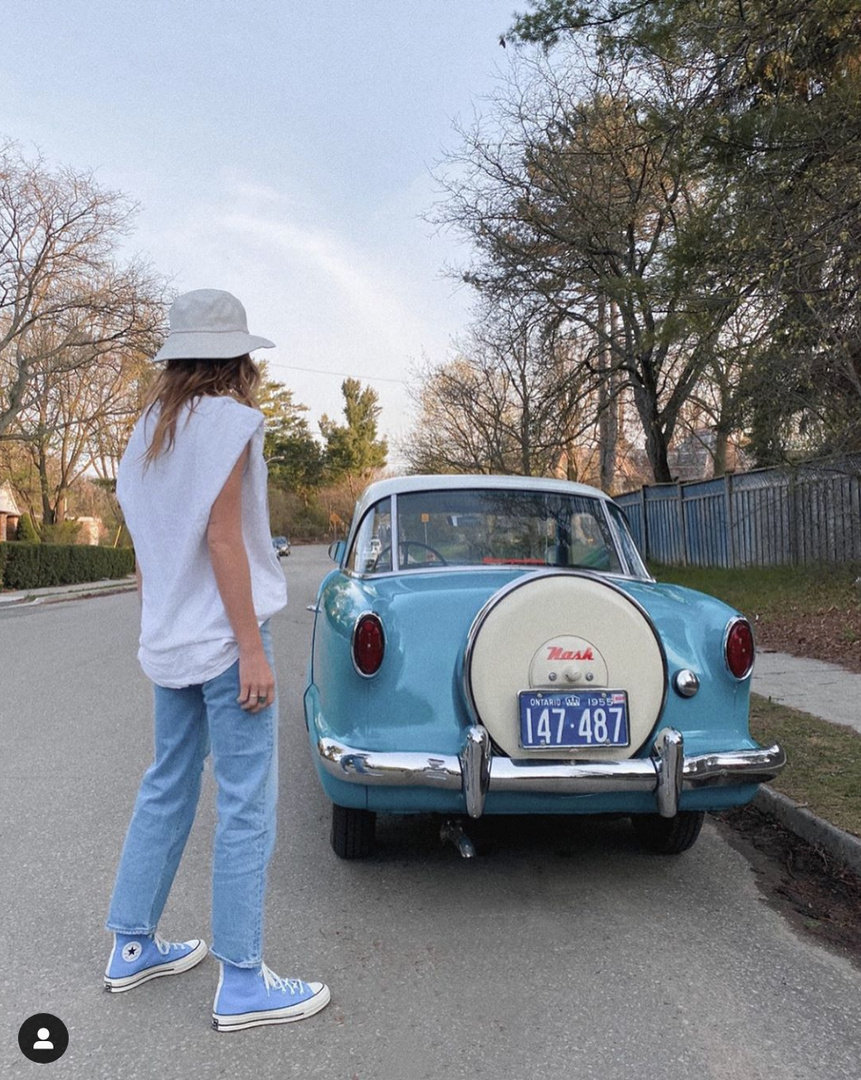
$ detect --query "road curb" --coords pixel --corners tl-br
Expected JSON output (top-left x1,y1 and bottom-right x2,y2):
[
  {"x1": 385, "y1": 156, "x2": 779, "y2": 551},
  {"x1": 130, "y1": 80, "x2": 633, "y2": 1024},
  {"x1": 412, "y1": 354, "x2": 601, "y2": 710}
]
[
  {"x1": 753, "y1": 785, "x2": 861, "y2": 877},
  {"x1": 0, "y1": 580, "x2": 136, "y2": 607}
]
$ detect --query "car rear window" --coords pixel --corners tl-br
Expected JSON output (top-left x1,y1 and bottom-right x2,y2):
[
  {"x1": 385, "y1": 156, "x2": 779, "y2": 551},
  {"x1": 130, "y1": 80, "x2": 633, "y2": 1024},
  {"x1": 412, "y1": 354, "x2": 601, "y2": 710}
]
[{"x1": 393, "y1": 489, "x2": 622, "y2": 573}]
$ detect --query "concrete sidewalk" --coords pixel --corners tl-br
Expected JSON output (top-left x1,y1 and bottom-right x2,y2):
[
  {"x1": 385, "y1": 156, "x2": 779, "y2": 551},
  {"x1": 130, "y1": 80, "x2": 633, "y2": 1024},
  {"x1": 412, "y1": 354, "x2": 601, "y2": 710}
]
[
  {"x1": 753, "y1": 650, "x2": 861, "y2": 735},
  {"x1": 0, "y1": 575, "x2": 136, "y2": 607},
  {"x1": 752, "y1": 649, "x2": 861, "y2": 875}
]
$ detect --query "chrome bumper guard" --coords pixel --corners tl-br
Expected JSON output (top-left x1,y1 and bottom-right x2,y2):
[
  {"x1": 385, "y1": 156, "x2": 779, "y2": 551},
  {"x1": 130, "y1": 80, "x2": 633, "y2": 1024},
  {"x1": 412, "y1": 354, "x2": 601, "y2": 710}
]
[{"x1": 316, "y1": 726, "x2": 786, "y2": 819}]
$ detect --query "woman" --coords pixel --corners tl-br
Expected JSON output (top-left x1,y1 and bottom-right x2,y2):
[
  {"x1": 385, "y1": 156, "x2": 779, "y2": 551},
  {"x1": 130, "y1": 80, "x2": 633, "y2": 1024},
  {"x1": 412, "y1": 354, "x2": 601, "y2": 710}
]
[{"x1": 104, "y1": 289, "x2": 330, "y2": 1033}]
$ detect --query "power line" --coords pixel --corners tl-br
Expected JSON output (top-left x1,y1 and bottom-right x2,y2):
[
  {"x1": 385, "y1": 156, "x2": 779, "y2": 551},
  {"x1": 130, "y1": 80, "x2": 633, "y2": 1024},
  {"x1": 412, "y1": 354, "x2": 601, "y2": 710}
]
[{"x1": 275, "y1": 362, "x2": 408, "y2": 385}]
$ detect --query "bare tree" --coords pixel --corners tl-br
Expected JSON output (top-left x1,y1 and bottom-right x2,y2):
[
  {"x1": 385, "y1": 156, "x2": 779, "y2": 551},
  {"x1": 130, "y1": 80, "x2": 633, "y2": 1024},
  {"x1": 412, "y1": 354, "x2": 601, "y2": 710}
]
[
  {"x1": 11, "y1": 329, "x2": 156, "y2": 524},
  {"x1": 406, "y1": 354, "x2": 514, "y2": 475},
  {"x1": 0, "y1": 144, "x2": 165, "y2": 440},
  {"x1": 404, "y1": 311, "x2": 597, "y2": 477}
]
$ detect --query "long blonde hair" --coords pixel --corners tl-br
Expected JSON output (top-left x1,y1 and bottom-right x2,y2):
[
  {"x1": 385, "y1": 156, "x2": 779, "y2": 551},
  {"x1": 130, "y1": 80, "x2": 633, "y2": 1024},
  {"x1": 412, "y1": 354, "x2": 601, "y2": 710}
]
[{"x1": 142, "y1": 355, "x2": 261, "y2": 465}]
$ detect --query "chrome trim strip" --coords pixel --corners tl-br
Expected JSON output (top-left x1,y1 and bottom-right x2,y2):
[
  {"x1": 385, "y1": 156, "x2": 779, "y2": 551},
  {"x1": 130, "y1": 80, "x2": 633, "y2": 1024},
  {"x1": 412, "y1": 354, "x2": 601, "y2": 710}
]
[
  {"x1": 350, "y1": 611, "x2": 385, "y2": 680},
  {"x1": 723, "y1": 616, "x2": 755, "y2": 681},
  {"x1": 314, "y1": 728, "x2": 786, "y2": 808},
  {"x1": 390, "y1": 492, "x2": 400, "y2": 571}
]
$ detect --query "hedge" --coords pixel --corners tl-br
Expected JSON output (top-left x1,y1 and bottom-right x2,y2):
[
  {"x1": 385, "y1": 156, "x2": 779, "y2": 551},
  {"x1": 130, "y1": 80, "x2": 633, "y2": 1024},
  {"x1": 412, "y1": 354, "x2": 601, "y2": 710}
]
[{"x1": 0, "y1": 543, "x2": 135, "y2": 591}]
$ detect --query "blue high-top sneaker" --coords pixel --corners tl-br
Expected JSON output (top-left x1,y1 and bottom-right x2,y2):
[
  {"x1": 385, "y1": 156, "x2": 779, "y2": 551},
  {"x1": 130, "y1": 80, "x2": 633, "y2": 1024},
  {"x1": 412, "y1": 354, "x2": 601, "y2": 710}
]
[
  {"x1": 212, "y1": 961, "x2": 330, "y2": 1032},
  {"x1": 104, "y1": 932, "x2": 207, "y2": 992}
]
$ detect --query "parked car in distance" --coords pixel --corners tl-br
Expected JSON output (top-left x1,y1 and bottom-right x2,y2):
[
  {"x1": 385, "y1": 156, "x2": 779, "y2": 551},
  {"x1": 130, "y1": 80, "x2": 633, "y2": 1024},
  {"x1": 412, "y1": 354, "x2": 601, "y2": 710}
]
[
  {"x1": 272, "y1": 535, "x2": 291, "y2": 558},
  {"x1": 304, "y1": 474, "x2": 786, "y2": 859}
]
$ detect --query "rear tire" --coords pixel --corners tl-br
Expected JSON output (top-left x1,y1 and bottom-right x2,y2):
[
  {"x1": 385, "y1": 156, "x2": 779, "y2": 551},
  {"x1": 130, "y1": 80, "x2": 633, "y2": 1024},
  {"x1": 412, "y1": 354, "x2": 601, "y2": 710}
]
[
  {"x1": 331, "y1": 803, "x2": 376, "y2": 859},
  {"x1": 632, "y1": 810, "x2": 705, "y2": 854}
]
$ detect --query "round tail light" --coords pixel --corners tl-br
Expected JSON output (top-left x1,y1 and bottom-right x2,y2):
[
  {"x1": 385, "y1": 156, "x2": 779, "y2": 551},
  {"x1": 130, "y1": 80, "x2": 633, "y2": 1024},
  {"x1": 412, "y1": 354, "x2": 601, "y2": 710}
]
[
  {"x1": 353, "y1": 613, "x2": 385, "y2": 676},
  {"x1": 725, "y1": 618, "x2": 754, "y2": 679}
]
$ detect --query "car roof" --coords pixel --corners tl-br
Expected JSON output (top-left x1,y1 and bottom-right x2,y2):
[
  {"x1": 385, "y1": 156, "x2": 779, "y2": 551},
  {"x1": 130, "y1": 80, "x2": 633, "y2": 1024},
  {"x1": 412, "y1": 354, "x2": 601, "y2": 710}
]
[{"x1": 352, "y1": 473, "x2": 612, "y2": 523}]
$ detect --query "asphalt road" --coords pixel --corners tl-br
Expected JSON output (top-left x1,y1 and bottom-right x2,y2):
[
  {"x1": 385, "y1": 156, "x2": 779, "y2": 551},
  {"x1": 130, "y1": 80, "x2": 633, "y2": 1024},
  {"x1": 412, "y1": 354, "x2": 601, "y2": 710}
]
[{"x1": 2, "y1": 545, "x2": 860, "y2": 1079}]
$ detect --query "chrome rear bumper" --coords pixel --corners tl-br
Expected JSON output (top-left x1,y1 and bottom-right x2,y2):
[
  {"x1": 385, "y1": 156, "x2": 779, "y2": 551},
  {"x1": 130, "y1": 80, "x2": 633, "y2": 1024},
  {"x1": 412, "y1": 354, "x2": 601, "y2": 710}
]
[{"x1": 316, "y1": 726, "x2": 786, "y2": 819}]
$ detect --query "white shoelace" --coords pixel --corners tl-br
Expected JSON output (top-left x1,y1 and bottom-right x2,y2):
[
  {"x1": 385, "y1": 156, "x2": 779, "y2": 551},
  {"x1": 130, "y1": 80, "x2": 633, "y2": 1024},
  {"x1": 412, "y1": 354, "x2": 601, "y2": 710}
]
[
  {"x1": 261, "y1": 962, "x2": 304, "y2": 997},
  {"x1": 153, "y1": 934, "x2": 186, "y2": 956}
]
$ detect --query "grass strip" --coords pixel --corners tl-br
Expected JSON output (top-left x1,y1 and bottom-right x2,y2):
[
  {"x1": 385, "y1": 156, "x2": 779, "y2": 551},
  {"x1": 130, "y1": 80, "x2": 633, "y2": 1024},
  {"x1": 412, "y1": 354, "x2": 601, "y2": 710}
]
[
  {"x1": 650, "y1": 561, "x2": 861, "y2": 624},
  {"x1": 750, "y1": 693, "x2": 861, "y2": 839}
]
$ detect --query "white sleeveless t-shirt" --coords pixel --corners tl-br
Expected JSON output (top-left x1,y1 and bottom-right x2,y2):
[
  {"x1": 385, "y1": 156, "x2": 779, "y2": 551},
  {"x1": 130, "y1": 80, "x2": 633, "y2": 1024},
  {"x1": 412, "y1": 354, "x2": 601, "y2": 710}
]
[{"x1": 117, "y1": 395, "x2": 287, "y2": 688}]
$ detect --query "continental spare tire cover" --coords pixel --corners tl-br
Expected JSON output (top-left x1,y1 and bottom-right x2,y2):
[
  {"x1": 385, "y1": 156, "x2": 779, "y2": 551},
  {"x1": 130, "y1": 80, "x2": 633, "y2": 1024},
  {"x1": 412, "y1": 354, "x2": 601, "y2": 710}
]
[{"x1": 465, "y1": 571, "x2": 666, "y2": 760}]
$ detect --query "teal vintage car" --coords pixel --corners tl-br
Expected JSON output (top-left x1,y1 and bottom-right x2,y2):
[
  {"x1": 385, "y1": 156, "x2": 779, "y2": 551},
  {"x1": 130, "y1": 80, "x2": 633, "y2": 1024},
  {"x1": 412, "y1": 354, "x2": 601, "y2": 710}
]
[{"x1": 304, "y1": 475, "x2": 785, "y2": 859}]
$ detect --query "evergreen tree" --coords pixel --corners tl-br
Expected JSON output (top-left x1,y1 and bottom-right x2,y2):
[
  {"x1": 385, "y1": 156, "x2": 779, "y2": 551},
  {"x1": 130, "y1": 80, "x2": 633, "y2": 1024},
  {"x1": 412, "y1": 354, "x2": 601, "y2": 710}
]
[
  {"x1": 320, "y1": 379, "x2": 388, "y2": 497},
  {"x1": 257, "y1": 370, "x2": 325, "y2": 502},
  {"x1": 16, "y1": 513, "x2": 39, "y2": 543}
]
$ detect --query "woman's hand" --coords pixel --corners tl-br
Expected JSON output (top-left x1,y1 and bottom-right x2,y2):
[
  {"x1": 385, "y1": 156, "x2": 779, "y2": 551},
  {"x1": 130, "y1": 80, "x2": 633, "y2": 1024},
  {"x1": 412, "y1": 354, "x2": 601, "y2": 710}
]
[{"x1": 237, "y1": 646, "x2": 276, "y2": 713}]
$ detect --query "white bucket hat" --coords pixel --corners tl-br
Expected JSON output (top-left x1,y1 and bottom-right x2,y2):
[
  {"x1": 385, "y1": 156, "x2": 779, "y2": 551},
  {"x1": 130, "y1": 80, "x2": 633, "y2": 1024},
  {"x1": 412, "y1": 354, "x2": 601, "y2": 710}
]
[{"x1": 153, "y1": 289, "x2": 275, "y2": 362}]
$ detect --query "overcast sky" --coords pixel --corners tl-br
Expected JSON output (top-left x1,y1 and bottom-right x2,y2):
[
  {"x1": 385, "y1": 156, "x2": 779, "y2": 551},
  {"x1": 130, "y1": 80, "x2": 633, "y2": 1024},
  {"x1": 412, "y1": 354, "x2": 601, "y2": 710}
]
[{"x1": 0, "y1": 0, "x2": 519, "y2": 463}]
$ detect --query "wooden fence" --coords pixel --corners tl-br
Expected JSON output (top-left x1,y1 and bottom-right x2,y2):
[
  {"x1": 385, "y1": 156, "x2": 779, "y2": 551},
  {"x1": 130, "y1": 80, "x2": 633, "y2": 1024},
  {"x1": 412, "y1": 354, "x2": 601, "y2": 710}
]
[{"x1": 615, "y1": 456, "x2": 861, "y2": 567}]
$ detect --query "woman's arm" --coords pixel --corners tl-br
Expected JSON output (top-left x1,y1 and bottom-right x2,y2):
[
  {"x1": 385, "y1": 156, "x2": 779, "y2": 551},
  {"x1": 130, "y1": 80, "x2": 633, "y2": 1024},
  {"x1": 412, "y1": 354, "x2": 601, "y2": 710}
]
[{"x1": 207, "y1": 443, "x2": 275, "y2": 713}]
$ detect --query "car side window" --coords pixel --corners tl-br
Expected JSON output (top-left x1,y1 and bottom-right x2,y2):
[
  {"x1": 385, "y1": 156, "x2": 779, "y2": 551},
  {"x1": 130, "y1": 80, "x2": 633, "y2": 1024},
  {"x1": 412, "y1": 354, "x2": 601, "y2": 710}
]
[
  {"x1": 606, "y1": 502, "x2": 648, "y2": 577},
  {"x1": 347, "y1": 499, "x2": 392, "y2": 574},
  {"x1": 562, "y1": 511, "x2": 619, "y2": 572}
]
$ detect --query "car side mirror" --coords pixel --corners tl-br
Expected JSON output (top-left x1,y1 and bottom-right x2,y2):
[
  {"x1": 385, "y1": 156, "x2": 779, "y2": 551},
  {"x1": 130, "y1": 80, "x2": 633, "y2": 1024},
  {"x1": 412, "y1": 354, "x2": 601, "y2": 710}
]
[{"x1": 328, "y1": 540, "x2": 346, "y2": 564}]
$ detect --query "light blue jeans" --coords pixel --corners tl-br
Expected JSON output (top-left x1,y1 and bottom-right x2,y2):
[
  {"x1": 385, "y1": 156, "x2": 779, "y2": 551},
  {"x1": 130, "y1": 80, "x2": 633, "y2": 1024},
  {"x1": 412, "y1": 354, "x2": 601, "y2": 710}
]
[{"x1": 106, "y1": 624, "x2": 278, "y2": 967}]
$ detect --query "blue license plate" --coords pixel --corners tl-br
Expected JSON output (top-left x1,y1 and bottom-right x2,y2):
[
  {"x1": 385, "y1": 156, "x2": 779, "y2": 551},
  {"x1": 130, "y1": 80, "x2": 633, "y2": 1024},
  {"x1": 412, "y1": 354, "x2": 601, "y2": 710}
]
[{"x1": 519, "y1": 690, "x2": 630, "y2": 749}]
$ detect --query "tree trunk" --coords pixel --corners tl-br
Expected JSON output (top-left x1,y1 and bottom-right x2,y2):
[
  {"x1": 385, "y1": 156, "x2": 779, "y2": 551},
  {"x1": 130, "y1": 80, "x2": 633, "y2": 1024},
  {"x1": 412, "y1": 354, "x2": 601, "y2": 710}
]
[
  {"x1": 38, "y1": 446, "x2": 56, "y2": 527},
  {"x1": 564, "y1": 433, "x2": 579, "y2": 481},
  {"x1": 598, "y1": 296, "x2": 619, "y2": 492},
  {"x1": 627, "y1": 352, "x2": 673, "y2": 483},
  {"x1": 712, "y1": 427, "x2": 729, "y2": 478},
  {"x1": 646, "y1": 422, "x2": 673, "y2": 483},
  {"x1": 520, "y1": 371, "x2": 532, "y2": 476}
]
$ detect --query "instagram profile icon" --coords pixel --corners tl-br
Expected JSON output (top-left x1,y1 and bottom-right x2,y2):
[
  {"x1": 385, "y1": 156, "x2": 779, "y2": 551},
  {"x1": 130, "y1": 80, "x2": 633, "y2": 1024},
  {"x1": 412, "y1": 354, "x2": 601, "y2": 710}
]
[{"x1": 18, "y1": 1013, "x2": 69, "y2": 1063}]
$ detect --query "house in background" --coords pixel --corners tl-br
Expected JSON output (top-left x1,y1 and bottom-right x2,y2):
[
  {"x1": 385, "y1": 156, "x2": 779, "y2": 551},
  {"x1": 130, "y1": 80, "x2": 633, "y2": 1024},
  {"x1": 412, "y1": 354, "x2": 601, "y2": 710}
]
[
  {"x1": 667, "y1": 429, "x2": 752, "y2": 482},
  {"x1": 0, "y1": 483, "x2": 21, "y2": 541},
  {"x1": 75, "y1": 516, "x2": 104, "y2": 545}
]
